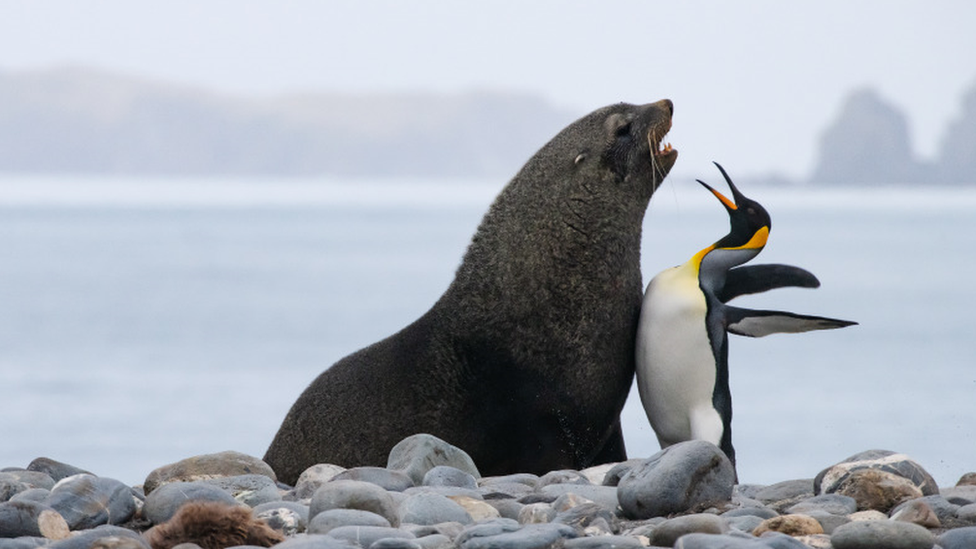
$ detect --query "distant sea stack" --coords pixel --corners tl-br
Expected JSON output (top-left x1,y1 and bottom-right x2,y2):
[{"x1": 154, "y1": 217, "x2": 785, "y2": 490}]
[
  {"x1": 808, "y1": 88, "x2": 926, "y2": 185},
  {"x1": 938, "y1": 78, "x2": 976, "y2": 184}
]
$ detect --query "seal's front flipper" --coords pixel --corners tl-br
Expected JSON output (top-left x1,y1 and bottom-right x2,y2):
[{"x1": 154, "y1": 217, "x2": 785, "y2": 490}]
[
  {"x1": 718, "y1": 264, "x2": 820, "y2": 303},
  {"x1": 725, "y1": 306, "x2": 857, "y2": 337}
]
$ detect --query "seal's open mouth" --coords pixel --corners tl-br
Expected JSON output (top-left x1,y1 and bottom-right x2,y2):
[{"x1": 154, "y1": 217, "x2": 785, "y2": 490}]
[{"x1": 648, "y1": 118, "x2": 676, "y2": 160}]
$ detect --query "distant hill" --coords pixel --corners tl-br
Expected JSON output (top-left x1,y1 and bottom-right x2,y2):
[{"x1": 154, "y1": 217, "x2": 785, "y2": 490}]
[
  {"x1": 0, "y1": 67, "x2": 579, "y2": 178},
  {"x1": 808, "y1": 82, "x2": 976, "y2": 185}
]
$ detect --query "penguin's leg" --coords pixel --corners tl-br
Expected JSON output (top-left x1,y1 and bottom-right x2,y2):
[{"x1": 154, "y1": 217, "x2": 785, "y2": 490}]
[{"x1": 688, "y1": 404, "x2": 724, "y2": 447}]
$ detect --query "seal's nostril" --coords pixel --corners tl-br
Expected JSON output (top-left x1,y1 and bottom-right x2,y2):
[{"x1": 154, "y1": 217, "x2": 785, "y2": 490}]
[{"x1": 663, "y1": 99, "x2": 674, "y2": 117}]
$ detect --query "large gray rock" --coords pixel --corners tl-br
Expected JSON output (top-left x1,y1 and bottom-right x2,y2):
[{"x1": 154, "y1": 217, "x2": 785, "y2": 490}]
[
  {"x1": 200, "y1": 474, "x2": 281, "y2": 507},
  {"x1": 307, "y1": 508, "x2": 391, "y2": 534},
  {"x1": 387, "y1": 434, "x2": 481, "y2": 485},
  {"x1": 938, "y1": 526, "x2": 976, "y2": 549},
  {"x1": 398, "y1": 492, "x2": 472, "y2": 525},
  {"x1": 616, "y1": 441, "x2": 735, "y2": 519},
  {"x1": 326, "y1": 525, "x2": 414, "y2": 548},
  {"x1": 0, "y1": 500, "x2": 69, "y2": 539},
  {"x1": 25, "y1": 459, "x2": 92, "y2": 483},
  {"x1": 44, "y1": 474, "x2": 137, "y2": 530},
  {"x1": 331, "y1": 467, "x2": 414, "y2": 492},
  {"x1": 143, "y1": 451, "x2": 276, "y2": 494},
  {"x1": 815, "y1": 450, "x2": 938, "y2": 497}
]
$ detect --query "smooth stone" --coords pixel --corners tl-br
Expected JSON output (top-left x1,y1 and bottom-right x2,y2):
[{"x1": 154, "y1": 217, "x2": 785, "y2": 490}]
[
  {"x1": 649, "y1": 513, "x2": 729, "y2": 546},
  {"x1": 273, "y1": 534, "x2": 360, "y2": 549},
  {"x1": 403, "y1": 486, "x2": 482, "y2": 500},
  {"x1": 831, "y1": 520, "x2": 935, "y2": 549},
  {"x1": 957, "y1": 473, "x2": 976, "y2": 486},
  {"x1": 579, "y1": 462, "x2": 616, "y2": 486},
  {"x1": 848, "y1": 510, "x2": 887, "y2": 521},
  {"x1": 455, "y1": 518, "x2": 521, "y2": 542},
  {"x1": 45, "y1": 474, "x2": 137, "y2": 530},
  {"x1": 327, "y1": 525, "x2": 414, "y2": 548},
  {"x1": 753, "y1": 479, "x2": 815, "y2": 506},
  {"x1": 412, "y1": 534, "x2": 453, "y2": 549},
  {"x1": 201, "y1": 474, "x2": 282, "y2": 507},
  {"x1": 387, "y1": 434, "x2": 481, "y2": 486},
  {"x1": 143, "y1": 451, "x2": 276, "y2": 494},
  {"x1": 457, "y1": 522, "x2": 576, "y2": 549},
  {"x1": 309, "y1": 479, "x2": 398, "y2": 526},
  {"x1": 752, "y1": 513, "x2": 824, "y2": 536},
  {"x1": 423, "y1": 466, "x2": 477, "y2": 490},
  {"x1": 563, "y1": 535, "x2": 644, "y2": 548},
  {"x1": 331, "y1": 467, "x2": 415, "y2": 492},
  {"x1": 891, "y1": 495, "x2": 960, "y2": 523},
  {"x1": 815, "y1": 450, "x2": 938, "y2": 497},
  {"x1": 938, "y1": 526, "x2": 976, "y2": 549},
  {"x1": 1, "y1": 471, "x2": 55, "y2": 491},
  {"x1": 307, "y1": 508, "x2": 391, "y2": 534},
  {"x1": 890, "y1": 498, "x2": 941, "y2": 528},
  {"x1": 673, "y1": 532, "x2": 809, "y2": 548},
  {"x1": 0, "y1": 476, "x2": 29, "y2": 502},
  {"x1": 537, "y1": 470, "x2": 589, "y2": 487},
  {"x1": 0, "y1": 538, "x2": 48, "y2": 549},
  {"x1": 805, "y1": 511, "x2": 850, "y2": 534},
  {"x1": 290, "y1": 464, "x2": 347, "y2": 500},
  {"x1": 552, "y1": 502, "x2": 616, "y2": 535},
  {"x1": 957, "y1": 502, "x2": 976, "y2": 522},
  {"x1": 617, "y1": 440, "x2": 735, "y2": 519},
  {"x1": 486, "y1": 499, "x2": 523, "y2": 520},
  {"x1": 449, "y1": 496, "x2": 500, "y2": 521},
  {"x1": 722, "y1": 507, "x2": 779, "y2": 520},
  {"x1": 941, "y1": 485, "x2": 976, "y2": 504},
  {"x1": 786, "y1": 493, "x2": 857, "y2": 515},
  {"x1": 25, "y1": 459, "x2": 92, "y2": 483},
  {"x1": 793, "y1": 534, "x2": 832, "y2": 549},
  {"x1": 539, "y1": 484, "x2": 619, "y2": 513},
  {"x1": 0, "y1": 500, "x2": 69, "y2": 539},
  {"x1": 253, "y1": 500, "x2": 311, "y2": 535},
  {"x1": 478, "y1": 482, "x2": 535, "y2": 500},
  {"x1": 46, "y1": 525, "x2": 149, "y2": 549},
  {"x1": 141, "y1": 480, "x2": 240, "y2": 524},
  {"x1": 9, "y1": 489, "x2": 51, "y2": 504},
  {"x1": 517, "y1": 502, "x2": 555, "y2": 524},
  {"x1": 402, "y1": 523, "x2": 465, "y2": 539},
  {"x1": 479, "y1": 474, "x2": 539, "y2": 489},
  {"x1": 601, "y1": 460, "x2": 643, "y2": 487},
  {"x1": 726, "y1": 514, "x2": 765, "y2": 533},
  {"x1": 830, "y1": 468, "x2": 924, "y2": 512},
  {"x1": 398, "y1": 492, "x2": 472, "y2": 525},
  {"x1": 370, "y1": 539, "x2": 422, "y2": 549}
]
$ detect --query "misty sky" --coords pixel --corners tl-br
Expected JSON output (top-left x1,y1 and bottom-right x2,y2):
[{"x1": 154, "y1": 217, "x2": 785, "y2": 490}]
[{"x1": 2, "y1": 1, "x2": 974, "y2": 180}]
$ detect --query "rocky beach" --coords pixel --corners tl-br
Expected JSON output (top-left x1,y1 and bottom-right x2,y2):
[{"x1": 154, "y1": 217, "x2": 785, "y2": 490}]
[{"x1": 1, "y1": 434, "x2": 974, "y2": 549}]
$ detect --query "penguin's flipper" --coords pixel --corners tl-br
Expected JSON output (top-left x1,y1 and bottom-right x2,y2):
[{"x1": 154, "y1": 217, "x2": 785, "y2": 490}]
[
  {"x1": 718, "y1": 264, "x2": 821, "y2": 302},
  {"x1": 725, "y1": 306, "x2": 858, "y2": 337}
]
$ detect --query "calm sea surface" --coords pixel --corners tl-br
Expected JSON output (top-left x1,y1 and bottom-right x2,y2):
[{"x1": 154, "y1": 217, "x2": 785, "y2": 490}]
[{"x1": 0, "y1": 176, "x2": 973, "y2": 487}]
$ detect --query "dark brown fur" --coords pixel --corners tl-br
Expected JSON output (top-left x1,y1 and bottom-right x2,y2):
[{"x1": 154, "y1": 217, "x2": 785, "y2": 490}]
[
  {"x1": 142, "y1": 502, "x2": 283, "y2": 549},
  {"x1": 265, "y1": 100, "x2": 678, "y2": 485}
]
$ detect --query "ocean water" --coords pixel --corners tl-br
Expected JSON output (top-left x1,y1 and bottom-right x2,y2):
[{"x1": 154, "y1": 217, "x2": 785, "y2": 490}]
[{"x1": 0, "y1": 176, "x2": 973, "y2": 487}]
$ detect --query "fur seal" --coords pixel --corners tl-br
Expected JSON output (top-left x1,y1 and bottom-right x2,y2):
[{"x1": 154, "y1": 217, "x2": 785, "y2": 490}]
[{"x1": 265, "y1": 100, "x2": 678, "y2": 484}]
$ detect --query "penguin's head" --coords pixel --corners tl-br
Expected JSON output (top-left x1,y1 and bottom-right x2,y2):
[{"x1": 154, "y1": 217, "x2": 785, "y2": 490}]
[{"x1": 693, "y1": 162, "x2": 771, "y2": 274}]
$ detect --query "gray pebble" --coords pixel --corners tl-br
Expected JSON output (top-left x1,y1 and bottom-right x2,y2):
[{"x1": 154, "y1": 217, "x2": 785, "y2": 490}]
[
  {"x1": 539, "y1": 484, "x2": 619, "y2": 513},
  {"x1": 807, "y1": 510, "x2": 851, "y2": 534},
  {"x1": 289, "y1": 464, "x2": 346, "y2": 501},
  {"x1": 386, "y1": 434, "x2": 481, "y2": 486},
  {"x1": 722, "y1": 507, "x2": 778, "y2": 520},
  {"x1": 327, "y1": 525, "x2": 415, "y2": 548},
  {"x1": 412, "y1": 534, "x2": 453, "y2": 549},
  {"x1": 0, "y1": 537, "x2": 48, "y2": 549},
  {"x1": 46, "y1": 525, "x2": 149, "y2": 549},
  {"x1": 308, "y1": 508, "x2": 392, "y2": 534},
  {"x1": 9, "y1": 488, "x2": 51, "y2": 504},
  {"x1": 815, "y1": 450, "x2": 939, "y2": 497},
  {"x1": 486, "y1": 498, "x2": 523, "y2": 520},
  {"x1": 1, "y1": 471, "x2": 55, "y2": 492},
  {"x1": 725, "y1": 514, "x2": 765, "y2": 533},
  {"x1": 201, "y1": 474, "x2": 282, "y2": 507},
  {"x1": 254, "y1": 500, "x2": 310, "y2": 535},
  {"x1": 332, "y1": 467, "x2": 415, "y2": 492},
  {"x1": 0, "y1": 500, "x2": 69, "y2": 539},
  {"x1": 309, "y1": 480, "x2": 399, "y2": 526},
  {"x1": 141, "y1": 480, "x2": 240, "y2": 524},
  {"x1": 480, "y1": 474, "x2": 538, "y2": 489},
  {"x1": 537, "y1": 470, "x2": 589, "y2": 487},
  {"x1": 457, "y1": 522, "x2": 576, "y2": 549},
  {"x1": 891, "y1": 494, "x2": 960, "y2": 523},
  {"x1": 517, "y1": 502, "x2": 555, "y2": 524},
  {"x1": 941, "y1": 485, "x2": 976, "y2": 505},
  {"x1": 142, "y1": 451, "x2": 276, "y2": 495},
  {"x1": 369, "y1": 539, "x2": 422, "y2": 549},
  {"x1": 831, "y1": 520, "x2": 935, "y2": 549},
  {"x1": 938, "y1": 526, "x2": 976, "y2": 549},
  {"x1": 752, "y1": 479, "x2": 814, "y2": 505},
  {"x1": 601, "y1": 460, "x2": 644, "y2": 487},
  {"x1": 273, "y1": 534, "x2": 360, "y2": 549},
  {"x1": 648, "y1": 513, "x2": 729, "y2": 547},
  {"x1": 478, "y1": 482, "x2": 535, "y2": 500},
  {"x1": 786, "y1": 493, "x2": 858, "y2": 515},
  {"x1": 617, "y1": 440, "x2": 735, "y2": 519},
  {"x1": 956, "y1": 502, "x2": 976, "y2": 522},
  {"x1": 45, "y1": 474, "x2": 137, "y2": 530},
  {"x1": 423, "y1": 466, "x2": 477, "y2": 489},
  {"x1": 562, "y1": 535, "x2": 643, "y2": 549},
  {"x1": 0, "y1": 475, "x2": 30, "y2": 502},
  {"x1": 398, "y1": 492, "x2": 472, "y2": 525},
  {"x1": 553, "y1": 502, "x2": 616, "y2": 534},
  {"x1": 674, "y1": 532, "x2": 808, "y2": 548},
  {"x1": 26, "y1": 458, "x2": 93, "y2": 482}
]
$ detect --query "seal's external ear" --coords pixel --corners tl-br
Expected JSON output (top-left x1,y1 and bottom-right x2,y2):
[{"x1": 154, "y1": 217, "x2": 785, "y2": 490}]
[{"x1": 574, "y1": 152, "x2": 587, "y2": 165}]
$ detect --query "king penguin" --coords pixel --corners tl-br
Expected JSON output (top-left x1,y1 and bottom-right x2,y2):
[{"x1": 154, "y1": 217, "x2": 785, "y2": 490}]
[{"x1": 635, "y1": 162, "x2": 856, "y2": 469}]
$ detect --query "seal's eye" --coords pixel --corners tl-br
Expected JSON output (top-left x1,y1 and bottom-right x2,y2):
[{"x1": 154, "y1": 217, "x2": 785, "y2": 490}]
[{"x1": 615, "y1": 122, "x2": 632, "y2": 139}]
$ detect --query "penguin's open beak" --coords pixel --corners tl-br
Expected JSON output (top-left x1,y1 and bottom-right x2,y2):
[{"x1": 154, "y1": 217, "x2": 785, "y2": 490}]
[{"x1": 697, "y1": 180, "x2": 737, "y2": 212}]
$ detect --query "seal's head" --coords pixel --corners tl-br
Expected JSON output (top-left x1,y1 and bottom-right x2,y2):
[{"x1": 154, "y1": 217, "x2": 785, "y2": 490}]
[{"x1": 555, "y1": 99, "x2": 677, "y2": 199}]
